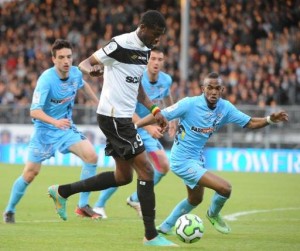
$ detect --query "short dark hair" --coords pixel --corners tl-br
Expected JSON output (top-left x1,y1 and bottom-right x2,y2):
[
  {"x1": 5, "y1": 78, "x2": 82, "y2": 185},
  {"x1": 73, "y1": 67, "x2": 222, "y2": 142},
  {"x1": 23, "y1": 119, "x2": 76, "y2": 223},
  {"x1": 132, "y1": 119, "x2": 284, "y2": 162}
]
[
  {"x1": 51, "y1": 39, "x2": 72, "y2": 57},
  {"x1": 207, "y1": 72, "x2": 220, "y2": 79},
  {"x1": 203, "y1": 72, "x2": 223, "y2": 85},
  {"x1": 140, "y1": 10, "x2": 166, "y2": 30},
  {"x1": 151, "y1": 46, "x2": 165, "y2": 54}
]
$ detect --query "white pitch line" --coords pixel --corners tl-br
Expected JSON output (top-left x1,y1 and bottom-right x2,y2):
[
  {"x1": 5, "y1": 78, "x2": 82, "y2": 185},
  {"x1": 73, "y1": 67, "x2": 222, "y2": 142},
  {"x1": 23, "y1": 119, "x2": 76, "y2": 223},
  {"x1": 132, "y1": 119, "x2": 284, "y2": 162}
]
[
  {"x1": 9, "y1": 208, "x2": 300, "y2": 223},
  {"x1": 16, "y1": 219, "x2": 62, "y2": 223},
  {"x1": 224, "y1": 207, "x2": 300, "y2": 221},
  {"x1": 13, "y1": 218, "x2": 142, "y2": 224}
]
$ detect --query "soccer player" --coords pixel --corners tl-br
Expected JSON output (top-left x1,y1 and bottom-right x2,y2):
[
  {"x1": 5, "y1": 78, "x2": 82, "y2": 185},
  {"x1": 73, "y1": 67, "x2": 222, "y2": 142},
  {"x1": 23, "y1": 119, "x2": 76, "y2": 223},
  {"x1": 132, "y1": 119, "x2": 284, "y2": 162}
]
[
  {"x1": 47, "y1": 11, "x2": 177, "y2": 247},
  {"x1": 3, "y1": 39, "x2": 101, "y2": 224},
  {"x1": 93, "y1": 47, "x2": 177, "y2": 219},
  {"x1": 135, "y1": 72, "x2": 289, "y2": 235}
]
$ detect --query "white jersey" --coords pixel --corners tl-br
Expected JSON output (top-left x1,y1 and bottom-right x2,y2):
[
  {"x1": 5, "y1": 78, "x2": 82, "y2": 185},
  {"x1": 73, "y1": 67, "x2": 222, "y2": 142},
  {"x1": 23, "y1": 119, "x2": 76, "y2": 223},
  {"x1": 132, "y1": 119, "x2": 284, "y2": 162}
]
[{"x1": 94, "y1": 30, "x2": 150, "y2": 118}]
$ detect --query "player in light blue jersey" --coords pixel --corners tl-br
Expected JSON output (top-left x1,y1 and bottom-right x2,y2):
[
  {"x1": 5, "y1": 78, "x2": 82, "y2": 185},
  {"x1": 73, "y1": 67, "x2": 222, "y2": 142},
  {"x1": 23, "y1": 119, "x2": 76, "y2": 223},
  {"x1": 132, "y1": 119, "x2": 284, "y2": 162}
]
[
  {"x1": 93, "y1": 47, "x2": 177, "y2": 218},
  {"x1": 135, "y1": 72, "x2": 289, "y2": 235},
  {"x1": 3, "y1": 39, "x2": 101, "y2": 223}
]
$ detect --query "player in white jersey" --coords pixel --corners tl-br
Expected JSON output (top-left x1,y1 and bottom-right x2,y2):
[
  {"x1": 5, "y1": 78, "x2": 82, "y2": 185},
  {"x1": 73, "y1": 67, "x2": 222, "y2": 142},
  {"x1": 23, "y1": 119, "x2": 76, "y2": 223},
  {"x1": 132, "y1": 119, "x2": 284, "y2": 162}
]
[
  {"x1": 93, "y1": 47, "x2": 177, "y2": 219},
  {"x1": 135, "y1": 72, "x2": 288, "y2": 235},
  {"x1": 48, "y1": 11, "x2": 178, "y2": 247},
  {"x1": 3, "y1": 39, "x2": 101, "y2": 224}
]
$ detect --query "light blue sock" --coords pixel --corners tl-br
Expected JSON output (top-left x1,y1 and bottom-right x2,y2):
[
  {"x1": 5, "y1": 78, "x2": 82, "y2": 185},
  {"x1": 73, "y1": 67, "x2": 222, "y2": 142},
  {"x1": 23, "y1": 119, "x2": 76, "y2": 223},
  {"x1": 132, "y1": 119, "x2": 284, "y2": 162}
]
[
  {"x1": 78, "y1": 163, "x2": 97, "y2": 208},
  {"x1": 5, "y1": 176, "x2": 29, "y2": 213},
  {"x1": 160, "y1": 198, "x2": 196, "y2": 232},
  {"x1": 130, "y1": 169, "x2": 165, "y2": 202},
  {"x1": 94, "y1": 187, "x2": 118, "y2": 208},
  {"x1": 153, "y1": 169, "x2": 165, "y2": 186},
  {"x1": 208, "y1": 192, "x2": 228, "y2": 216}
]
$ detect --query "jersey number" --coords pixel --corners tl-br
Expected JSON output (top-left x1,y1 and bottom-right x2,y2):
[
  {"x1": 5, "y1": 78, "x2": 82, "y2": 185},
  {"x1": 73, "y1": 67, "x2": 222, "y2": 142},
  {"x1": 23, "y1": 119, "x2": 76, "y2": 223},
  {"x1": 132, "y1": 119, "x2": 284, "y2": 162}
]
[{"x1": 136, "y1": 133, "x2": 144, "y2": 146}]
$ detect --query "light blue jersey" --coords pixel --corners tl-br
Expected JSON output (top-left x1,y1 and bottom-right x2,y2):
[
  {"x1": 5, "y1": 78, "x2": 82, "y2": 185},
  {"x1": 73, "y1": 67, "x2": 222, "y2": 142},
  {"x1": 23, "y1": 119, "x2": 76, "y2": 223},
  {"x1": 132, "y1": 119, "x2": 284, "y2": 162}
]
[
  {"x1": 136, "y1": 70, "x2": 172, "y2": 151},
  {"x1": 136, "y1": 70, "x2": 172, "y2": 117},
  {"x1": 162, "y1": 94, "x2": 251, "y2": 188},
  {"x1": 31, "y1": 66, "x2": 84, "y2": 129},
  {"x1": 28, "y1": 66, "x2": 86, "y2": 162}
]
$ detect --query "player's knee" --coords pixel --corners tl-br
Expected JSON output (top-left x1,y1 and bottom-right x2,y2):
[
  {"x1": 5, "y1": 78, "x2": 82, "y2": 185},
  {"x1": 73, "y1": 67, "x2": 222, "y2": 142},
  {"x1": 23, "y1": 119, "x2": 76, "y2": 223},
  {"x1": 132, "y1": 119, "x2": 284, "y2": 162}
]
[
  {"x1": 159, "y1": 160, "x2": 170, "y2": 174},
  {"x1": 117, "y1": 175, "x2": 132, "y2": 186},
  {"x1": 161, "y1": 164, "x2": 170, "y2": 174},
  {"x1": 137, "y1": 160, "x2": 154, "y2": 175},
  {"x1": 142, "y1": 163, "x2": 155, "y2": 179},
  {"x1": 219, "y1": 182, "x2": 232, "y2": 198},
  {"x1": 23, "y1": 170, "x2": 39, "y2": 183},
  {"x1": 188, "y1": 195, "x2": 203, "y2": 206},
  {"x1": 85, "y1": 153, "x2": 98, "y2": 164}
]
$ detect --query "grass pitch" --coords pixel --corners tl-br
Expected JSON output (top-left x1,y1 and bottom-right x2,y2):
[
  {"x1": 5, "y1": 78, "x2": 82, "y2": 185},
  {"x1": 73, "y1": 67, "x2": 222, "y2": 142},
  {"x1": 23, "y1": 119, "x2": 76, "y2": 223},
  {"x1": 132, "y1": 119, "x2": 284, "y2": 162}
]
[{"x1": 0, "y1": 164, "x2": 299, "y2": 251}]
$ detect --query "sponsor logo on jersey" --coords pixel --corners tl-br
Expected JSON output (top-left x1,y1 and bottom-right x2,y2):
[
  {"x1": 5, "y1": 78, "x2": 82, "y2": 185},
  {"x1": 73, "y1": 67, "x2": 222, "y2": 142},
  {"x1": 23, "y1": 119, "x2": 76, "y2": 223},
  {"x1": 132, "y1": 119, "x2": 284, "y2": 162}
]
[
  {"x1": 50, "y1": 95, "x2": 75, "y2": 104},
  {"x1": 191, "y1": 112, "x2": 223, "y2": 134},
  {"x1": 126, "y1": 76, "x2": 141, "y2": 84},
  {"x1": 191, "y1": 126, "x2": 215, "y2": 134},
  {"x1": 131, "y1": 54, "x2": 147, "y2": 61}
]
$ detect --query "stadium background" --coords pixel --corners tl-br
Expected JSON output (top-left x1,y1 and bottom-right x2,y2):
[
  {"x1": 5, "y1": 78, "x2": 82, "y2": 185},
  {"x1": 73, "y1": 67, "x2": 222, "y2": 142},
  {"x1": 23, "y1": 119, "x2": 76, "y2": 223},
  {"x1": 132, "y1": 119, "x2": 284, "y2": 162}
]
[{"x1": 0, "y1": 0, "x2": 299, "y2": 172}]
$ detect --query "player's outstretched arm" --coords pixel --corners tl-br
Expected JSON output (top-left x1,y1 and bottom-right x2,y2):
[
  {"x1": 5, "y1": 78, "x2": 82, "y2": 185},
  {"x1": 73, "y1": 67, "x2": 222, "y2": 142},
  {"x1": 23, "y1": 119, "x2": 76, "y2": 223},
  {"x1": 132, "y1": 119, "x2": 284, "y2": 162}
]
[
  {"x1": 137, "y1": 81, "x2": 168, "y2": 131},
  {"x1": 133, "y1": 113, "x2": 163, "y2": 138},
  {"x1": 246, "y1": 110, "x2": 289, "y2": 129},
  {"x1": 135, "y1": 114, "x2": 157, "y2": 129},
  {"x1": 136, "y1": 113, "x2": 168, "y2": 133},
  {"x1": 80, "y1": 81, "x2": 99, "y2": 106}
]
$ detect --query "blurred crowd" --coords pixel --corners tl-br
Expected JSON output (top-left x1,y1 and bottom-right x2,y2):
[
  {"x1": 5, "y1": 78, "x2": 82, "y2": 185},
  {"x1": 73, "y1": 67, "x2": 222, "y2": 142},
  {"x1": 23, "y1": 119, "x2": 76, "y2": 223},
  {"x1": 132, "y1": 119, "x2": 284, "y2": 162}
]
[{"x1": 1, "y1": 0, "x2": 300, "y2": 110}]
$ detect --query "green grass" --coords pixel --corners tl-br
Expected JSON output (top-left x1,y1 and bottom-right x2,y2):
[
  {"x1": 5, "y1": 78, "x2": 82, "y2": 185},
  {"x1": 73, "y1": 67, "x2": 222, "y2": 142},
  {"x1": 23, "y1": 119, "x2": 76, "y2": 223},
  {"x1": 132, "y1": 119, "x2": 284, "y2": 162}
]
[{"x1": 0, "y1": 164, "x2": 299, "y2": 251}]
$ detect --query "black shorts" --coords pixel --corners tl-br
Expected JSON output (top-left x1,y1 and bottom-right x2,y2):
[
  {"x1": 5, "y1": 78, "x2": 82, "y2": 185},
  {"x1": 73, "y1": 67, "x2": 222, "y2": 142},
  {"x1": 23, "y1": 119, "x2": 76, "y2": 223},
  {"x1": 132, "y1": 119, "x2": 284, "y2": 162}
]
[{"x1": 97, "y1": 114, "x2": 145, "y2": 160}]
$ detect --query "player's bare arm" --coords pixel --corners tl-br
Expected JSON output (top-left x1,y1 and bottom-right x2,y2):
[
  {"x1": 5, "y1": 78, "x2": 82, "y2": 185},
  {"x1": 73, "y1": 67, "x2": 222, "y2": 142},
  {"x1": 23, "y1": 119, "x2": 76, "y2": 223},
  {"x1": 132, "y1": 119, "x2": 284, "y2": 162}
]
[
  {"x1": 80, "y1": 81, "x2": 99, "y2": 106},
  {"x1": 145, "y1": 124, "x2": 164, "y2": 139},
  {"x1": 78, "y1": 55, "x2": 104, "y2": 77},
  {"x1": 133, "y1": 113, "x2": 163, "y2": 139},
  {"x1": 163, "y1": 95, "x2": 177, "y2": 137},
  {"x1": 135, "y1": 86, "x2": 159, "y2": 128},
  {"x1": 137, "y1": 82, "x2": 153, "y2": 108},
  {"x1": 136, "y1": 113, "x2": 157, "y2": 129},
  {"x1": 137, "y1": 83, "x2": 168, "y2": 131},
  {"x1": 246, "y1": 111, "x2": 289, "y2": 129},
  {"x1": 30, "y1": 109, "x2": 70, "y2": 129}
]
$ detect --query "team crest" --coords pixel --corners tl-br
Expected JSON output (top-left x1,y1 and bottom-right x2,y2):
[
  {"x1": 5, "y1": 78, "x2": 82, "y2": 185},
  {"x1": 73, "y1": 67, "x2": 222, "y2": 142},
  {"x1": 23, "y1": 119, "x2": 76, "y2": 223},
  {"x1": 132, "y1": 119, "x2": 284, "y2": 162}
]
[{"x1": 60, "y1": 82, "x2": 68, "y2": 90}]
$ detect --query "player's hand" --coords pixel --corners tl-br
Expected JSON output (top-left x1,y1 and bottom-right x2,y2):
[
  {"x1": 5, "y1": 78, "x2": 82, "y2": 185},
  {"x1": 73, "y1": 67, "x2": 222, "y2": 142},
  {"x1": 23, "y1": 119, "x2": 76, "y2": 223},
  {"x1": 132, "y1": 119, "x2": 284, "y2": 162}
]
[
  {"x1": 89, "y1": 65, "x2": 104, "y2": 77},
  {"x1": 154, "y1": 112, "x2": 168, "y2": 133},
  {"x1": 270, "y1": 111, "x2": 289, "y2": 123},
  {"x1": 146, "y1": 125, "x2": 164, "y2": 139},
  {"x1": 53, "y1": 118, "x2": 71, "y2": 130}
]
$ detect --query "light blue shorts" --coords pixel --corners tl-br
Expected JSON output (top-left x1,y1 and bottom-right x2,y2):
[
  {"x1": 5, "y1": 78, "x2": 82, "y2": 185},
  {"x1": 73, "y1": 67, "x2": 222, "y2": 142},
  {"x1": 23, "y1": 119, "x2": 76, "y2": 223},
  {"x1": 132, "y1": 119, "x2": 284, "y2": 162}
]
[
  {"x1": 138, "y1": 128, "x2": 163, "y2": 152},
  {"x1": 171, "y1": 159, "x2": 207, "y2": 189},
  {"x1": 27, "y1": 125, "x2": 86, "y2": 163}
]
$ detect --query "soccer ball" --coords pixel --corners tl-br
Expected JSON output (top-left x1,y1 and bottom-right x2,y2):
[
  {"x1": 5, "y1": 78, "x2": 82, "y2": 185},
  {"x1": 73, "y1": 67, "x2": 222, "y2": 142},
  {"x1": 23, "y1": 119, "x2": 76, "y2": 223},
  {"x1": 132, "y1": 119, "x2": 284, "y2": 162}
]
[{"x1": 175, "y1": 214, "x2": 204, "y2": 243}]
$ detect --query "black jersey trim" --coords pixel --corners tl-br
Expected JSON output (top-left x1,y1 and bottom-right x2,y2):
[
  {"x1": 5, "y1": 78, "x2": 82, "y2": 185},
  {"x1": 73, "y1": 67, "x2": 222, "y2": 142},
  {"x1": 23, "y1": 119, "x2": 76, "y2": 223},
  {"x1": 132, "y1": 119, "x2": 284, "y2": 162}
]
[{"x1": 104, "y1": 40, "x2": 150, "y2": 65}]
